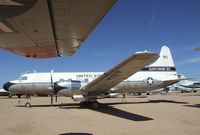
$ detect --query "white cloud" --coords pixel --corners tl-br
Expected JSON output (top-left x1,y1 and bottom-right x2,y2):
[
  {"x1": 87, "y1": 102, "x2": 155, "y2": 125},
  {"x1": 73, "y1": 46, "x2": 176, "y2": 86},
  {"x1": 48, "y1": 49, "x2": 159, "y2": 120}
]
[{"x1": 148, "y1": 0, "x2": 160, "y2": 32}]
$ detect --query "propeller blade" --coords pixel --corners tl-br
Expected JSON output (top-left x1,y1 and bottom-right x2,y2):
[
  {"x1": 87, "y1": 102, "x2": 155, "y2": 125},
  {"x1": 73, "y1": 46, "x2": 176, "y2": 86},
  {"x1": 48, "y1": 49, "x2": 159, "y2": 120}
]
[
  {"x1": 50, "y1": 70, "x2": 54, "y2": 105},
  {"x1": 50, "y1": 70, "x2": 54, "y2": 90}
]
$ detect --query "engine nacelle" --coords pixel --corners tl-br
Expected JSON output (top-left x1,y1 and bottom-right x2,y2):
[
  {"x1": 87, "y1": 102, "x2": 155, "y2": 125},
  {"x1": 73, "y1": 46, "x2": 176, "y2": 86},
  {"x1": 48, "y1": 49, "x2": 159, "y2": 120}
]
[
  {"x1": 72, "y1": 95, "x2": 85, "y2": 102},
  {"x1": 55, "y1": 80, "x2": 82, "y2": 96}
]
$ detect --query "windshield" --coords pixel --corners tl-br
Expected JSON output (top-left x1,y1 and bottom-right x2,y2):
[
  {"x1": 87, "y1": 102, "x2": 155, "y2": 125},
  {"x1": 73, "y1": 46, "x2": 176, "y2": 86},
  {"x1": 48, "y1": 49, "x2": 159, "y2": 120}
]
[{"x1": 19, "y1": 76, "x2": 28, "y2": 81}]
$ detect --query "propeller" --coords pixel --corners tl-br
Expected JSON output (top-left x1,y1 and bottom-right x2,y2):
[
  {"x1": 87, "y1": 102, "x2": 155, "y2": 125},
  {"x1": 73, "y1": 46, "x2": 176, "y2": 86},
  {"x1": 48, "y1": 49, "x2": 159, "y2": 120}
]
[
  {"x1": 49, "y1": 70, "x2": 61, "y2": 106},
  {"x1": 50, "y1": 70, "x2": 54, "y2": 106}
]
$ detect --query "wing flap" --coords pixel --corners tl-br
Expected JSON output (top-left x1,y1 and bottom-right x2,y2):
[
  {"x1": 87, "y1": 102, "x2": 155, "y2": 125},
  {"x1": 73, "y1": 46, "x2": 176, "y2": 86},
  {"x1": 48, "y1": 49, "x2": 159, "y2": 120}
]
[{"x1": 81, "y1": 52, "x2": 159, "y2": 95}]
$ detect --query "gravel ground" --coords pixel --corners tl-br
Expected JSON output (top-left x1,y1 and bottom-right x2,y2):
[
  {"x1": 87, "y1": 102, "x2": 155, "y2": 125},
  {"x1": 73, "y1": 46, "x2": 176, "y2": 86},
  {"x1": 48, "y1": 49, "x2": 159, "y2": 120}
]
[{"x1": 0, "y1": 92, "x2": 200, "y2": 135}]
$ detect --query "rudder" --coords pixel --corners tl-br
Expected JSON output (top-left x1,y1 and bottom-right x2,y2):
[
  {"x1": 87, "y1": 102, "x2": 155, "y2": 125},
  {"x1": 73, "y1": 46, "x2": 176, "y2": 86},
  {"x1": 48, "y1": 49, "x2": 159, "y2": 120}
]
[{"x1": 149, "y1": 46, "x2": 175, "y2": 68}]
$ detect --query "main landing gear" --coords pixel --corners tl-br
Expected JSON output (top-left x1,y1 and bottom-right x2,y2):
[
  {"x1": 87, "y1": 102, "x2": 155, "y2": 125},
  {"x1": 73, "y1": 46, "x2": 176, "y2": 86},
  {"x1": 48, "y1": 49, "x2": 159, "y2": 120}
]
[{"x1": 80, "y1": 100, "x2": 101, "y2": 109}]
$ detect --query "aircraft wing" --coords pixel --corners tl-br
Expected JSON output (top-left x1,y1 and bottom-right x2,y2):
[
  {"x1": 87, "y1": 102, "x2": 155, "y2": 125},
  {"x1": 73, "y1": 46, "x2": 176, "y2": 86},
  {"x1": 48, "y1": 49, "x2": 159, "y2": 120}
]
[
  {"x1": 0, "y1": 0, "x2": 117, "y2": 58},
  {"x1": 81, "y1": 51, "x2": 159, "y2": 96}
]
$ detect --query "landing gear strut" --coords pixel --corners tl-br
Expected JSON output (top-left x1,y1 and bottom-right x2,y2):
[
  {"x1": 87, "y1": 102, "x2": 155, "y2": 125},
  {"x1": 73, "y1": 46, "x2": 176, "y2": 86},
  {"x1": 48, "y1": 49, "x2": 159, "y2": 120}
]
[{"x1": 25, "y1": 95, "x2": 31, "y2": 108}]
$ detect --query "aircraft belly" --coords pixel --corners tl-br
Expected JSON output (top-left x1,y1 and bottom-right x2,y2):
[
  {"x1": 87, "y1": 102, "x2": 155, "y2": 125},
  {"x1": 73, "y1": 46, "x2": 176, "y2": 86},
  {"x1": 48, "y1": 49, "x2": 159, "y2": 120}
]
[
  {"x1": 114, "y1": 81, "x2": 164, "y2": 93},
  {"x1": 54, "y1": 88, "x2": 82, "y2": 97}
]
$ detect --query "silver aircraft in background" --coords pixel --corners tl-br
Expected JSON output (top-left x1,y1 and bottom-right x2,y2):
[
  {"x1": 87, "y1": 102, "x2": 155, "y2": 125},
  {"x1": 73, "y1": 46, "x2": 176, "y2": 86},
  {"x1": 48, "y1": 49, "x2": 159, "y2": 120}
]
[{"x1": 0, "y1": 89, "x2": 9, "y2": 96}]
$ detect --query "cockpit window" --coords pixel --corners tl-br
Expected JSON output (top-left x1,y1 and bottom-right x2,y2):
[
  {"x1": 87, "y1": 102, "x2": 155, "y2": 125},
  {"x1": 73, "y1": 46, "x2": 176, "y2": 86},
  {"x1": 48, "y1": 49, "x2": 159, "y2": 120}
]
[{"x1": 19, "y1": 76, "x2": 28, "y2": 80}]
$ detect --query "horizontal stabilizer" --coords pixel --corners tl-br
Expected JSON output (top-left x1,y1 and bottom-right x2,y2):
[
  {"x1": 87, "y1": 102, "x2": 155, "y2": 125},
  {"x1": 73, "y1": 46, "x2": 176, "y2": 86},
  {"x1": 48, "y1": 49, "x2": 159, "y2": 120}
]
[{"x1": 163, "y1": 79, "x2": 181, "y2": 86}]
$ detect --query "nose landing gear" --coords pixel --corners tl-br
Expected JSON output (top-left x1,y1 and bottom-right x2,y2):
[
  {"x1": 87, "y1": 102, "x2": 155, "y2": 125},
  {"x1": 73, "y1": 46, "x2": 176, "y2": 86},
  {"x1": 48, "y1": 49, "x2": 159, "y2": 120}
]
[
  {"x1": 17, "y1": 95, "x2": 32, "y2": 108},
  {"x1": 25, "y1": 95, "x2": 31, "y2": 108}
]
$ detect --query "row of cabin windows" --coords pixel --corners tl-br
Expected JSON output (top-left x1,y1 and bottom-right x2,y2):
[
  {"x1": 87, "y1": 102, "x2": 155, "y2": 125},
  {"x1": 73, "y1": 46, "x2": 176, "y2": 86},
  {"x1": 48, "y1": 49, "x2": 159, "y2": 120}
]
[{"x1": 19, "y1": 77, "x2": 89, "y2": 82}]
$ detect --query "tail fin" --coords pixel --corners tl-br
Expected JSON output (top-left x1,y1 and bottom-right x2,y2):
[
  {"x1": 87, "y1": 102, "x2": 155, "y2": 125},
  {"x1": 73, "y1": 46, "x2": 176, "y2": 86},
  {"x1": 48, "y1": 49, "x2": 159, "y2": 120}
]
[
  {"x1": 149, "y1": 46, "x2": 175, "y2": 68},
  {"x1": 140, "y1": 46, "x2": 178, "y2": 81},
  {"x1": 178, "y1": 74, "x2": 193, "y2": 83}
]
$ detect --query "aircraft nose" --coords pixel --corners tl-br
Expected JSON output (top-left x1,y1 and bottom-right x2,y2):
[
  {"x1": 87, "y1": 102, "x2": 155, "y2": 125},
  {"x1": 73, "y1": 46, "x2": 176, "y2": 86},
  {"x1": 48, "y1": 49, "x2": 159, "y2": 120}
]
[{"x1": 3, "y1": 82, "x2": 14, "y2": 91}]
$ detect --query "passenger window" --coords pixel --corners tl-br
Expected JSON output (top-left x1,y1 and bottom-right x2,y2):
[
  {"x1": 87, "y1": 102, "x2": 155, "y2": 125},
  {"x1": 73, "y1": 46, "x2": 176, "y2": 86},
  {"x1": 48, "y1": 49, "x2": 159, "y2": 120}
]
[{"x1": 84, "y1": 78, "x2": 89, "y2": 82}]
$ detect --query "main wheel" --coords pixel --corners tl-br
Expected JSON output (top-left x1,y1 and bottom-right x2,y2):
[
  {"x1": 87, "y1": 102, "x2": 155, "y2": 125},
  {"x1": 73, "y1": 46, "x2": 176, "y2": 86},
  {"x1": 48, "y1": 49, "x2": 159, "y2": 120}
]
[
  {"x1": 90, "y1": 101, "x2": 100, "y2": 109},
  {"x1": 17, "y1": 94, "x2": 21, "y2": 98}
]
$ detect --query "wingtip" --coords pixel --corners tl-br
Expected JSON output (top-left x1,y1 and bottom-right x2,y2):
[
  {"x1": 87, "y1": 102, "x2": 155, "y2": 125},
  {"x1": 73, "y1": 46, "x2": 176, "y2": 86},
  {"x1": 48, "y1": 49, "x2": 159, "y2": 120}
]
[{"x1": 135, "y1": 50, "x2": 159, "y2": 57}]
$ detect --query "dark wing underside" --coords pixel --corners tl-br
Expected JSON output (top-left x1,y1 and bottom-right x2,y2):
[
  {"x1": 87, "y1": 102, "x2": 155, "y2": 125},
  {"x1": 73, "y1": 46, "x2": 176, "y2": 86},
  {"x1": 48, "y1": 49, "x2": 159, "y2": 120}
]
[{"x1": 0, "y1": 0, "x2": 117, "y2": 58}]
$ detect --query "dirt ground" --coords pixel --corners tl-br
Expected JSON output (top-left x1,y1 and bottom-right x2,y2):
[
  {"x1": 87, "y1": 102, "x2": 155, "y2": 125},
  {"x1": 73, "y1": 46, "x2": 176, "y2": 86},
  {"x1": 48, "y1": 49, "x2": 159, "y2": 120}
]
[{"x1": 0, "y1": 92, "x2": 200, "y2": 135}]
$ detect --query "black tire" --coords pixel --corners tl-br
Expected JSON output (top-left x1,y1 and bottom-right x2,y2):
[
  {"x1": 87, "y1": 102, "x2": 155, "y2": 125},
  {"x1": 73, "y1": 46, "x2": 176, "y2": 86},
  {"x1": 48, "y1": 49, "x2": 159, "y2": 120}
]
[
  {"x1": 8, "y1": 94, "x2": 12, "y2": 98},
  {"x1": 90, "y1": 101, "x2": 100, "y2": 109},
  {"x1": 25, "y1": 103, "x2": 32, "y2": 108},
  {"x1": 181, "y1": 90, "x2": 184, "y2": 93},
  {"x1": 17, "y1": 94, "x2": 21, "y2": 98}
]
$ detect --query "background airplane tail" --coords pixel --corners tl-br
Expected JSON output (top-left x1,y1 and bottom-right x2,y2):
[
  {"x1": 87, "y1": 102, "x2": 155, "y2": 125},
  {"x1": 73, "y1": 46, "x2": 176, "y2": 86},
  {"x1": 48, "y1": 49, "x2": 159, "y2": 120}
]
[
  {"x1": 142, "y1": 46, "x2": 178, "y2": 81},
  {"x1": 149, "y1": 46, "x2": 175, "y2": 68}
]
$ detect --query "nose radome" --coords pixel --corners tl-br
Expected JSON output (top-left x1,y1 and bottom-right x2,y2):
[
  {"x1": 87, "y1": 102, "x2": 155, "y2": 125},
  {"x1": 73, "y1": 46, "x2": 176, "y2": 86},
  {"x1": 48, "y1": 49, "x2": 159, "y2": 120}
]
[{"x1": 3, "y1": 82, "x2": 15, "y2": 91}]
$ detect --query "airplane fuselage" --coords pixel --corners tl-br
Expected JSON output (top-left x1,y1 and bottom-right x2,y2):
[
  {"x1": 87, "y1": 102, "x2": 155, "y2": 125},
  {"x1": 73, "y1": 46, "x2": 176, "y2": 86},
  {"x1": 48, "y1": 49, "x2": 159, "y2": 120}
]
[{"x1": 4, "y1": 70, "x2": 178, "y2": 96}]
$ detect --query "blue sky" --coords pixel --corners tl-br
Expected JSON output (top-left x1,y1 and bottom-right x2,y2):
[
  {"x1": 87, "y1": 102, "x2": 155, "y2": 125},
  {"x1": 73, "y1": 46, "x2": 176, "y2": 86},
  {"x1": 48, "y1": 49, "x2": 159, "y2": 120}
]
[{"x1": 1, "y1": 0, "x2": 200, "y2": 87}]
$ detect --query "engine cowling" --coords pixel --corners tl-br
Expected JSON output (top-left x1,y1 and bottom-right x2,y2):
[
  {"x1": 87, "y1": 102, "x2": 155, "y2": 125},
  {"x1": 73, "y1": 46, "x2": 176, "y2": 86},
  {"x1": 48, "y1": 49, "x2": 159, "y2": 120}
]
[
  {"x1": 72, "y1": 95, "x2": 85, "y2": 102},
  {"x1": 55, "y1": 80, "x2": 82, "y2": 96}
]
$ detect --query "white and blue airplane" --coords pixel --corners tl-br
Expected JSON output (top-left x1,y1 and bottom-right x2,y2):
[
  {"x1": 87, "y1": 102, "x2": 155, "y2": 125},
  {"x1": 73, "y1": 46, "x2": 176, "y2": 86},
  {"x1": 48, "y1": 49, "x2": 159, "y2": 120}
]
[
  {"x1": 3, "y1": 46, "x2": 179, "y2": 108},
  {"x1": 173, "y1": 74, "x2": 200, "y2": 93}
]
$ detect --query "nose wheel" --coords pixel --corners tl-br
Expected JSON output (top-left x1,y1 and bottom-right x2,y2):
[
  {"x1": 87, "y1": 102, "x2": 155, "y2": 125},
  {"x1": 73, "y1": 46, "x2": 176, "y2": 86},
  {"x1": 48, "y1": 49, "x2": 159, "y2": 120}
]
[
  {"x1": 25, "y1": 102, "x2": 32, "y2": 108},
  {"x1": 24, "y1": 95, "x2": 32, "y2": 108}
]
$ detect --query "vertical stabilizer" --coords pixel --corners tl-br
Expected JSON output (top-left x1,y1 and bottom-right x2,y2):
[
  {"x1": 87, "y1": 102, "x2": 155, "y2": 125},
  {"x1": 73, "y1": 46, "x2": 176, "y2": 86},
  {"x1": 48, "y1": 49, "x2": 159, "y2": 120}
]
[{"x1": 149, "y1": 46, "x2": 175, "y2": 67}]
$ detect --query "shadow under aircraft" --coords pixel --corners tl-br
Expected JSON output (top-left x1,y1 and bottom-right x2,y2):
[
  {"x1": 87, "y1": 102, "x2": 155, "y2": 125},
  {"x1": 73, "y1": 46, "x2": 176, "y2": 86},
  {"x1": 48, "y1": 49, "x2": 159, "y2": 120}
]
[
  {"x1": 15, "y1": 98, "x2": 190, "y2": 121},
  {"x1": 184, "y1": 104, "x2": 200, "y2": 109},
  {"x1": 15, "y1": 101, "x2": 157, "y2": 122},
  {"x1": 59, "y1": 133, "x2": 93, "y2": 135}
]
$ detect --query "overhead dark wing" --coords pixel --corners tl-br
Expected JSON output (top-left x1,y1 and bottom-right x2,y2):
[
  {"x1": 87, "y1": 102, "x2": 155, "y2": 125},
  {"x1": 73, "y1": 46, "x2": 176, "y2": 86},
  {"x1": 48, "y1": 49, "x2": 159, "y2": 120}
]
[
  {"x1": 0, "y1": 0, "x2": 117, "y2": 58},
  {"x1": 81, "y1": 51, "x2": 159, "y2": 96}
]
